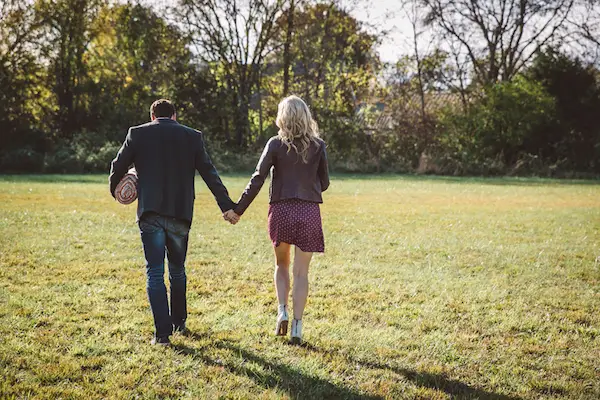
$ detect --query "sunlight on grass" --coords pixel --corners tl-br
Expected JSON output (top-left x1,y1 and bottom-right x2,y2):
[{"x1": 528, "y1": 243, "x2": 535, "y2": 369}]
[{"x1": 1, "y1": 174, "x2": 599, "y2": 399}]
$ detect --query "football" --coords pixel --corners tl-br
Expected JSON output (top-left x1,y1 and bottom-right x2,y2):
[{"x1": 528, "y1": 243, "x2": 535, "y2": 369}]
[{"x1": 115, "y1": 168, "x2": 138, "y2": 205}]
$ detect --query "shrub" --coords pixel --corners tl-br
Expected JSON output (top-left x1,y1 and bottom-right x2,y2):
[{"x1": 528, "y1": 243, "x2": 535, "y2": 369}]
[
  {"x1": 432, "y1": 76, "x2": 556, "y2": 175},
  {"x1": 83, "y1": 142, "x2": 122, "y2": 172},
  {"x1": 0, "y1": 147, "x2": 45, "y2": 173},
  {"x1": 44, "y1": 142, "x2": 83, "y2": 173}
]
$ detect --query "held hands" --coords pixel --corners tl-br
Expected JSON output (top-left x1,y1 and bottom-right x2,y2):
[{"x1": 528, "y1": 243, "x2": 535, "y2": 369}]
[{"x1": 223, "y1": 210, "x2": 241, "y2": 225}]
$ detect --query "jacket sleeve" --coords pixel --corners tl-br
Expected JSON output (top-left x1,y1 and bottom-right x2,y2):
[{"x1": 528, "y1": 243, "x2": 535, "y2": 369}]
[
  {"x1": 317, "y1": 142, "x2": 330, "y2": 192},
  {"x1": 235, "y1": 138, "x2": 276, "y2": 215},
  {"x1": 195, "y1": 132, "x2": 235, "y2": 212},
  {"x1": 109, "y1": 128, "x2": 135, "y2": 197}
]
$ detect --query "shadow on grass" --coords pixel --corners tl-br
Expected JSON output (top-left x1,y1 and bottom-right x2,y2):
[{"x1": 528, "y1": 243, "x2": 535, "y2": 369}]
[
  {"x1": 300, "y1": 342, "x2": 523, "y2": 400},
  {"x1": 173, "y1": 338, "x2": 381, "y2": 399},
  {"x1": 173, "y1": 334, "x2": 521, "y2": 400}
]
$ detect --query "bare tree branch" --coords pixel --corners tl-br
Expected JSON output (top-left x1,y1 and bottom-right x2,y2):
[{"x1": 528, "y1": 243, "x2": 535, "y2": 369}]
[{"x1": 421, "y1": 0, "x2": 577, "y2": 84}]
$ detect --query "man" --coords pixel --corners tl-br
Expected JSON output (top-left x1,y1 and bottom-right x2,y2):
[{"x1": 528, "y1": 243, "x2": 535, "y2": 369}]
[{"x1": 109, "y1": 99, "x2": 238, "y2": 346}]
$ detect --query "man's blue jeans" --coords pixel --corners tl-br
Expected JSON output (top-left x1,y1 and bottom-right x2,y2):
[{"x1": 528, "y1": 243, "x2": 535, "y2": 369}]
[{"x1": 139, "y1": 212, "x2": 190, "y2": 339}]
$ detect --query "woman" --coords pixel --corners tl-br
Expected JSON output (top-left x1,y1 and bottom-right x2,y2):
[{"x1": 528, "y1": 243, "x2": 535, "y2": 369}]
[{"x1": 231, "y1": 95, "x2": 329, "y2": 344}]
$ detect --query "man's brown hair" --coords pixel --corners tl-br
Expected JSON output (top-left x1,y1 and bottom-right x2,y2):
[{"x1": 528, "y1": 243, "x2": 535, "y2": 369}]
[{"x1": 150, "y1": 99, "x2": 176, "y2": 118}]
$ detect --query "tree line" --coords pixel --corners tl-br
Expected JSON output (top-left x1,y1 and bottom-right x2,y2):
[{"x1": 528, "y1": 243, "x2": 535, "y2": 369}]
[{"x1": 1, "y1": 0, "x2": 599, "y2": 176}]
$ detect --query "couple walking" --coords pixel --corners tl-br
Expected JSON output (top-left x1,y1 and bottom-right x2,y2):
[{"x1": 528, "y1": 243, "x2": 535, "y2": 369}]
[{"x1": 109, "y1": 96, "x2": 329, "y2": 346}]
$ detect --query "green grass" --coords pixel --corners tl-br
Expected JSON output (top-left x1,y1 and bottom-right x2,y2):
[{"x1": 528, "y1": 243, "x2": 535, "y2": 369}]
[{"x1": 1, "y1": 174, "x2": 599, "y2": 399}]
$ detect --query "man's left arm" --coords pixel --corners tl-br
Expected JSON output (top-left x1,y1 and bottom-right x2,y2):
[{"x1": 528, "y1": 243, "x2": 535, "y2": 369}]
[{"x1": 109, "y1": 128, "x2": 135, "y2": 197}]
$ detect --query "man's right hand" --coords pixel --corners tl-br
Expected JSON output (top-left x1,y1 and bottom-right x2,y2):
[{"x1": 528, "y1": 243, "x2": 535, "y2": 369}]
[{"x1": 223, "y1": 210, "x2": 240, "y2": 225}]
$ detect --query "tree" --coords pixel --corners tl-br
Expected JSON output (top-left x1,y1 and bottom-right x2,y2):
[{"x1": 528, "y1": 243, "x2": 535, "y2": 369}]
[
  {"x1": 435, "y1": 75, "x2": 556, "y2": 173},
  {"x1": 266, "y1": 0, "x2": 378, "y2": 123},
  {"x1": 0, "y1": 0, "x2": 43, "y2": 67},
  {"x1": 401, "y1": 0, "x2": 430, "y2": 121},
  {"x1": 36, "y1": 0, "x2": 105, "y2": 139},
  {"x1": 281, "y1": 0, "x2": 297, "y2": 96},
  {"x1": 0, "y1": 0, "x2": 47, "y2": 171},
  {"x1": 569, "y1": 0, "x2": 600, "y2": 63},
  {"x1": 178, "y1": 0, "x2": 287, "y2": 146},
  {"x1": 422, "y1": 0, "x2": 576, "y2": 85},
  {"x1": 262, "y1": 1, "x2": 379, "y2": 163},
  {"x1": 526, "y1": 48, "x2": 600, "y2": 171},
  {"x1": 85, "y1": 2, "x2": 218, "y2": 141}
]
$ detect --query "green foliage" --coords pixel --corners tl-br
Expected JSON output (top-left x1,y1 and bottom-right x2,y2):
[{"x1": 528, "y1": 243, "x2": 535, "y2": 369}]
[
  {"x1": 526, "y1": 48, "x2": 600, "y2": 172},
  {"x1": 34, "y1": 0, "x2": 104, "y2": 139},
  {"x1": 394, "y1": 49, "x2": 452, "y2": 92},
  {"x1": 0, "y1": 1, "x2": 47, "y2": 165},
  {"x1": 85, "y1": 2, "x2": 219, "y2": 140},
  {"x1": 0, "y1": 0, "x2": 599, "y2": 176},
  {"x1": 0, "y1": 146, "x2": 45, "y2": 173},
  {"x1": 318, "y1": 109, "x2": 372, "y2": 171},
  {"x1": 43, "y1": 133, "x2": 121, "y2": 173},
  {"x1": 269, "y1": 2, "x2": 378, "y2": 126},
  {"x1": 0, "y1": 1, "x2": 229, "y2": 173},
  {"x1": 434, "y1": 77, "x2": 556, "y2": 175}
]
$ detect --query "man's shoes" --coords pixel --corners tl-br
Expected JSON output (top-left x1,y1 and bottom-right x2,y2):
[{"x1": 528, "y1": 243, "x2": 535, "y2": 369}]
[
  {"x1": 151, "y1": 336, "x2": 171, "y2": 346},
  {"x1": 173, "y1": 324, "x2": 190, "y2": 336}
]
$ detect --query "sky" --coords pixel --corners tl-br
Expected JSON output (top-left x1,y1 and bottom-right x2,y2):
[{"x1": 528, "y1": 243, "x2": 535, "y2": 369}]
[{"x1": 348, "y1": 0, "x2": 412, "y2": 63}]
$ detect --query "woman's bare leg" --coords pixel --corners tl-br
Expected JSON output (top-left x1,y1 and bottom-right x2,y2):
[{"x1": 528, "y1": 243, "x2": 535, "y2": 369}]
[
  {"x1": 274, "y1": 242, "x2": 292, "y2": 307},
  {"x1": 292, "y1": 247, "x2": 312, "y2": 320}
]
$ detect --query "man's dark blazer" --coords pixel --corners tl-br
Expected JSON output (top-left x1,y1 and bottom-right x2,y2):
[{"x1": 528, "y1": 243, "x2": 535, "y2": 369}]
[{"x1": 109, "y1": 118, "x2": 235, "y2": 223}]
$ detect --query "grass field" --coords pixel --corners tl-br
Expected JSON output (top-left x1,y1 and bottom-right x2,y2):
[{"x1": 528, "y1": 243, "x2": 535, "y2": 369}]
[{"x1": 0, "y1": 174, "x2": 599, "y2": 399}]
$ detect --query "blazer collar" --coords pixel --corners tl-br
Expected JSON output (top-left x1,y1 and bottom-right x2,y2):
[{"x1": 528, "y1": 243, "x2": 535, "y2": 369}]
[{"x1": 156, "y1": 118, "x2": 178, "y2": 123}]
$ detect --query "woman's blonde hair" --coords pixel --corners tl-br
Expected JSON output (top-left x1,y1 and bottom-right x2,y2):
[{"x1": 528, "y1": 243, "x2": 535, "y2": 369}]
[{"x1": 275, "y1": 95, "x2": 320, "y2": 163}]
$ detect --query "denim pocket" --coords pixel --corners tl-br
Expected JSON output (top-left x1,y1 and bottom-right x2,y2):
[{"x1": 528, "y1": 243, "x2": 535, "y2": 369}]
[
  {"x1": 139, "y1": 216, "x2": 162, "y2": 234},
  {"x1": 169, "y1": 218, "x2": 191, "y2": 237}
]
